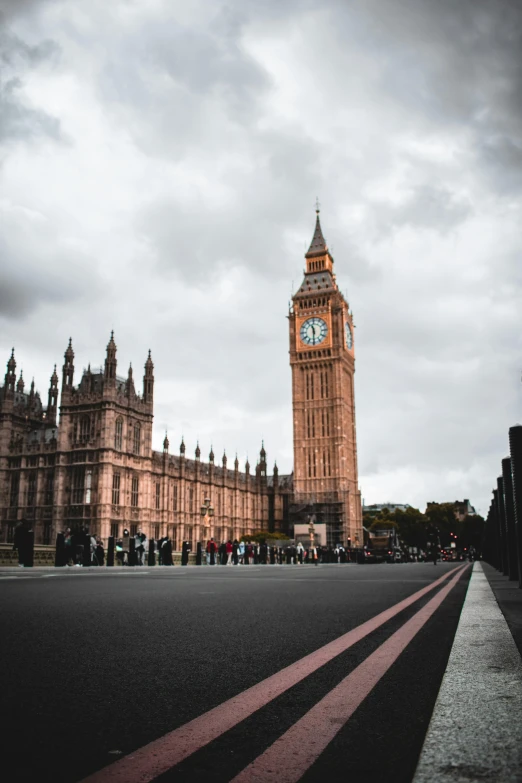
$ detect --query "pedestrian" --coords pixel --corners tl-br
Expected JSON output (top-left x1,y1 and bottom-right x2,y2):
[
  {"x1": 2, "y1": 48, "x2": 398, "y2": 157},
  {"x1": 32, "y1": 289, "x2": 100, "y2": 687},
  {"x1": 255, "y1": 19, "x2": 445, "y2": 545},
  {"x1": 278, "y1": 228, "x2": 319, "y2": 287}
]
[
  {"x1": 135, "y1": 528, "x2": 146, "y2": 565},
  {"x1": 95, "y1": 536, "x2": 105, "y2": 566},
  {"x1": 13, "y1": 521, "x2": 28, "y2": 567},
  {"x1": 162, "y1": 537, "x2": 173, "y2": 566},
  {"x1": 297, "y1": 542, "x2": 304, "y2": 564},
  {"x1": 219, "y1": 541, "x2": 227, "y2": 565},
  {"x1": 232, "y1": 539, "x2": 239, "y2": 565},
  {"x1": 115, "y1": 538, "x2": 124, "y2": 566},
  {"x1": 64, "y1": 527, "x2": 73, "y2": 567},
  {"x1": 226, "y1": 540, "x2": 233, "y2": 565},
  {"x1": 206, "y1": 537, "x2": 217, "y2": 565},
  {"x1": 238, "y1": 540, "x2": 245, "y2": 565}
]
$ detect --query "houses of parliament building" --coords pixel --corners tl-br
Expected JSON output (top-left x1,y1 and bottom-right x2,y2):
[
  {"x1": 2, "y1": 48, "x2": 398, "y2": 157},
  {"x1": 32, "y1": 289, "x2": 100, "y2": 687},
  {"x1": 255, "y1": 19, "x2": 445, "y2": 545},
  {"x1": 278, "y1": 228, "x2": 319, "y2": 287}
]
[{"x1": 0, "y1": 212, "x2": 362, "y2": 550}]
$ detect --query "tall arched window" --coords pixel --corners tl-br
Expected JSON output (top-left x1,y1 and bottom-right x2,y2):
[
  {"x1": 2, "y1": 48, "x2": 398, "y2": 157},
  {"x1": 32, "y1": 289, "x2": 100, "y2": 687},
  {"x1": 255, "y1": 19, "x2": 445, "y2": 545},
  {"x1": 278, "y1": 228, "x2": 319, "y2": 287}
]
[
  {"x1": 115, "y1": 418, "x2": 123, "y2": 450},
  {"x1": 133, "y1": 423, "x2": 141, "y2": 455},
  {"x1": 79, "y1": 415, "x2": 90, "y2": 443}
]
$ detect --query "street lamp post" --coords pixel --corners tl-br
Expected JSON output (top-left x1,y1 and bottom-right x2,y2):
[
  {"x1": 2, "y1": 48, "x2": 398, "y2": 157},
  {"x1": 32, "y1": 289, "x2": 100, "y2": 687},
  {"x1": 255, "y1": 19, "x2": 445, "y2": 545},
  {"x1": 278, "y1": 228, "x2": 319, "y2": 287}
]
[
  {"x1": 309, "y1": 515, "x2": 316, "y2": 565},
  {"x1": 200, "y1": 497, "x2": 214, "y2": 541}
]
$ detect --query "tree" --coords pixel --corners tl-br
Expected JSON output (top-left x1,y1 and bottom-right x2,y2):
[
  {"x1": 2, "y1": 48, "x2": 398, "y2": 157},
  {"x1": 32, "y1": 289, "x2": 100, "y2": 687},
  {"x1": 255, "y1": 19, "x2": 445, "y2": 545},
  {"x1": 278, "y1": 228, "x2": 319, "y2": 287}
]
[
  {"x1": 391, "y1": 507, "x2": 427, "y2": 549},
  {"x1": 240, "y1": 531, "x2": 290, "y2": 543},
  {"x1": 425, "y1": 502, "x2": 461, "y2": 548}
]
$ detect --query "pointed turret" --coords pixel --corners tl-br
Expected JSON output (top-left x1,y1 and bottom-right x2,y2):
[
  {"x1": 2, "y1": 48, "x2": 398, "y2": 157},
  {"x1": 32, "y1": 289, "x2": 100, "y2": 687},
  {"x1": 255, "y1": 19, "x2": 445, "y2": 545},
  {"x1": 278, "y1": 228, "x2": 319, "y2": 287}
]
[
  {"x1": 104, "y1": 331, "x2": 117, "y2": 385},
  {"x1": 209, "y1": 445, "x2": 215, "y2": 463},
  {"x1": 143, "y1": 349, "x2": 154, "y2": 404},
  {"x1": 16, "y1": 371, "x2": 24, "y2": 394},
  {"x1": 29, "y1": 378, "x2": 35, "y2": 406},
  {"x1": 245, "y1": 456, "x2": 250, "y2": 475},
  {"x1": 163, "y1": 431, "x2": 169, "y2": 453},
  {"x1": 222, "y1": 450, "x2": 227, "y2": 468},
  {"x1": 195, "y1": 441, "x2": 201, "y2": 460},
  {"x1": 180, "y1": 437, "x2": 186, "y2": 456},
  {"x1": 125, "y1": 363, "x2": 135, "y2": 398},
  {"x1": 62, "y1": 338, "x2": 74, "y2": 391},
  {"x1": 47, "y1": 365, "x2": 59, "y2": 423},
  {"x1": 303, "y1": 206, "x2": 334, "y2": 276},
  {"x1": 234, "y1": 454, "x2": 239, "y2": 471},
  {"x1": 3, "y1": 348, "x2": 16, "y2": 400},
  {"x1": 305, "y1": 207, "x2": 328, "y2": 258}
]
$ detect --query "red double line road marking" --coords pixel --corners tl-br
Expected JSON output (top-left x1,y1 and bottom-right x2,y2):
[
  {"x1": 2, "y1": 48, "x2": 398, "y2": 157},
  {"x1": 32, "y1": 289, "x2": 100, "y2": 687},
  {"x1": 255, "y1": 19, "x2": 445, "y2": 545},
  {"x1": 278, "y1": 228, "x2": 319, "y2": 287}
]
[
  {"x1": 232, "y1": 564, "x2": 470, "y2": 783},
  {"x1": 81, "y1": 565, "x2": 468, "y2": 783}
]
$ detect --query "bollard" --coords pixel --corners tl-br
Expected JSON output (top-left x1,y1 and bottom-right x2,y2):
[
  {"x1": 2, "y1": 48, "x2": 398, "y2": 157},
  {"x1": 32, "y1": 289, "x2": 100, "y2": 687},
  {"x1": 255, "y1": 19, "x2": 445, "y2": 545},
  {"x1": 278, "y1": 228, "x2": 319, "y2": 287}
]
[
  {"x1": 25, "y1": 529, "x2": 35, "y2": 567},
  {"x1": 196, "y1": 541, "x2": 202, "y2": 565},
  {"x1": 502, "y1": 457, "x2": 519, "y2": 582},
  {"x1": 148, "y1": 538, "x2": 156, "y2": 566},
  {"x1": 181, "y1": 541, "x2": 189, "y2": 566},
  {"x1": 55, "y1": 532, "x2": 66, "y2": 567},
  {"x1": 129, "y1": 537, "x2": 136, "y2": 566},
  {"x1": 497, "y1": 476, "x2": 509, "y2": 577},
  {"x1": 107, "y1": 536, "x2": 115, "y2": 567},
  {"x1": 509, "y1": 425, "x2": 522, "y2": 588}
]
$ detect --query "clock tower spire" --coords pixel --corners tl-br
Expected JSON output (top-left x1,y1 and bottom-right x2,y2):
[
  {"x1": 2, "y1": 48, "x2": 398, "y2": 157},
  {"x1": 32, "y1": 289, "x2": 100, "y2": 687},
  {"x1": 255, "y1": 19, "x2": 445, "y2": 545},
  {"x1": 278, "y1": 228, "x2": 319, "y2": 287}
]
[{"x1": 289, "y1": 210, "x2": 362, "y2": 548}]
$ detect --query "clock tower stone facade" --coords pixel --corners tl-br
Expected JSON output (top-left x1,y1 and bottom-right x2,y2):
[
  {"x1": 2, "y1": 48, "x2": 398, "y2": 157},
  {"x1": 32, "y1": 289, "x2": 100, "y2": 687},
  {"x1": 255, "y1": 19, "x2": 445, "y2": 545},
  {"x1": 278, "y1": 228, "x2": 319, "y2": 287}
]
[{"x1": 289, "y1": 210, "x2": 362, "y2": 547}]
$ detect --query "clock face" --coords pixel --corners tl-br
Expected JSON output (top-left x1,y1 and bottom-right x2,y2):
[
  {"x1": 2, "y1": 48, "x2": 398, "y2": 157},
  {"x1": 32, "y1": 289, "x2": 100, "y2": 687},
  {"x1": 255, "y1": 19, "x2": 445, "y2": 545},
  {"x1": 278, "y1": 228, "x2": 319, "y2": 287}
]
[
  {"x1": 345, "y1": 322, "x2": 353, "y2": 349},
  {"x1": 300, "y1": 317, "x2": 328, "y2": 346}
]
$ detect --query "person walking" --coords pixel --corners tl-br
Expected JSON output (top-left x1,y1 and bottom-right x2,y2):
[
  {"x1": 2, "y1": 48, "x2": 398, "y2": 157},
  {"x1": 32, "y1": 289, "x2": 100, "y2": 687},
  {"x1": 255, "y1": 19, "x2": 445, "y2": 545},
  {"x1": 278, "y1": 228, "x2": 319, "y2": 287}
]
[
  {"x1": 162, "y1": 537, "x2": 173, "y2": 566},
  {"x1": 232, "y1": 539, "x2": 239, "y2": 565},
  {"x1": 206, "y1": 537, "x2": 217, "y2": 565},
  {"x1": 238, "y1": 540, "x2": 245, "y2": 565},
  {"x1": 13, "y1": 521, "x2": 28, "y2": 567},
  {"x1": 226, "y1": 540, "x2": 233, "y2": 565},
  {"x1": 135, "y1": 529, "x2": 146, "y2": 565}
]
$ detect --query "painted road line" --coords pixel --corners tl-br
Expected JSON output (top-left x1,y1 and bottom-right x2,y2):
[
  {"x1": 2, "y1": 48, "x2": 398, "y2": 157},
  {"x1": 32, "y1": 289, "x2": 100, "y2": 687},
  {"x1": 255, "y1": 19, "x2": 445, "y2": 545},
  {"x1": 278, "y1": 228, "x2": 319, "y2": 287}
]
[
  {"x1": 413, "y1": 562, "x2": 522, "y2": 783},
  {"x1": 232, "y1": 563, "x2": 470, "y2": 783},
  {"x1": 80, "y1": 564, "x2": 467, "y2": 783}
]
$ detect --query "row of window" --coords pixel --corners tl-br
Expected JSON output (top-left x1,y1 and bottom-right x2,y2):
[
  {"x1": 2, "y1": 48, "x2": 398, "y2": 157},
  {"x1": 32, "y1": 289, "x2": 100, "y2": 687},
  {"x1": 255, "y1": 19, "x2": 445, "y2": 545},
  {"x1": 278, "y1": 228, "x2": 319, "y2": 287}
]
[
  {"x1": 72, "y1": 415, "x2": 142, "y2": 455},
  {"x1": 304, "y1": 370, "x2": 330, "y2": 401},
  {"x1": 111, "y1": 474, "x2": 259, "y2": 516},
  {"x1": 305, "y1": 449, "x2": 332, "y2": 478},
  {"x1": 114, "y1": 418, "x2": 141, "y2": 455},
  {"x1": 306, "y1": 409, "x2": 331, "y2": 438},
  {"x1": 9, "y1": 472, "x2": 54, "y2": 507}
]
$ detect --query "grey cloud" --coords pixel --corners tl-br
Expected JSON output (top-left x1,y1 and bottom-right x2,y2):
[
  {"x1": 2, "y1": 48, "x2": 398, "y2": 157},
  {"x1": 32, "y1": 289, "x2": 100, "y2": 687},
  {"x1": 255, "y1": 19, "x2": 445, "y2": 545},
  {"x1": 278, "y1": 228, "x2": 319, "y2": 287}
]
[
  {"x1": 0, "y1": 75, "x2": 62, "y2": 142},
  {"x1": 0, "y1": 27, "x2": 63, "y2": 144},
  {"x1": 374, "y1": 186, "x2": 473, "y2": 236}
]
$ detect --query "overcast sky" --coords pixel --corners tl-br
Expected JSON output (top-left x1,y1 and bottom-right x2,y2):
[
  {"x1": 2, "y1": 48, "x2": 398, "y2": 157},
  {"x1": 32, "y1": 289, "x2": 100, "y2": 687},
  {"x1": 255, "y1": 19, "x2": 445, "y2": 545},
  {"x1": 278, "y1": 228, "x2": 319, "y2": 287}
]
[{"x1": 1, "y1": 0, "x2": 521, "y2": 515}]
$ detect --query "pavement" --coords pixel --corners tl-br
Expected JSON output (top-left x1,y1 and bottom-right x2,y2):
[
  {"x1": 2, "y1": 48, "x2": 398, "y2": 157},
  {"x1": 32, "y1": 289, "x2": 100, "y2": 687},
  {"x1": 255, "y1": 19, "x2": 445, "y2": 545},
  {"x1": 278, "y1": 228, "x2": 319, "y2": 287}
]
[
  {"x1": 0, "y1": 560, "x2": 520, "y2": 782},
  {"x1": 413, "y1": 562, "x2": 522, "y2": 783}
]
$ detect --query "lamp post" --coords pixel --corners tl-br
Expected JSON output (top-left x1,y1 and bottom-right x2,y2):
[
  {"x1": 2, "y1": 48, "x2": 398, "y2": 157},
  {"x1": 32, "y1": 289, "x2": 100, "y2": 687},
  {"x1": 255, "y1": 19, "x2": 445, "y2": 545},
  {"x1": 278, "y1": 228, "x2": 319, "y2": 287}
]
[
  {"x1": 200, "y1": 496, "x2": 214, "y2": 541},
  {"x1": 309, "y1": 515, "x2": 316, "y2": 564}
]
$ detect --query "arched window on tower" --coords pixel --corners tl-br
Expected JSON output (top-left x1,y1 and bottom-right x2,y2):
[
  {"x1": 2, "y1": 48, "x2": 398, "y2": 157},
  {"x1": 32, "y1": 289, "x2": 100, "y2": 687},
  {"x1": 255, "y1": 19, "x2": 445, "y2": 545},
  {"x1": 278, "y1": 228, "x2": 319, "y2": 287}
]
[
  {"x1": 79, "y1": 415, "x2": 90, "y2": 443},
  {"x1": 115, "y1": 418, "x2": 123, "y2": 451},
  {"x1": 133, "y1": 423, "x2": 141, "y2": 455}
]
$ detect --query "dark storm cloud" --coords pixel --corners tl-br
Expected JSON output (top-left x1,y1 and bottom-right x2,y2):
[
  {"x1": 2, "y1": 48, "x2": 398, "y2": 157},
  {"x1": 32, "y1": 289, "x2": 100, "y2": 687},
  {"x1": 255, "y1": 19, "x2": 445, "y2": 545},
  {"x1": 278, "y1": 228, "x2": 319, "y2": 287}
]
[{"x1": 335, "y1": 0, "x2": 522, "y2": 191}]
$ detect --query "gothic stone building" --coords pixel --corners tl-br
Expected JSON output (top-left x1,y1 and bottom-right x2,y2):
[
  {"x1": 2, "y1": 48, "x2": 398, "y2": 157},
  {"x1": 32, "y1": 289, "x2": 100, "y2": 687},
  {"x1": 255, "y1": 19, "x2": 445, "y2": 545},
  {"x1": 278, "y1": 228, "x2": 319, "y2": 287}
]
[{"x1": 0, "y1": 212, "x2": 361, "y2": 549}]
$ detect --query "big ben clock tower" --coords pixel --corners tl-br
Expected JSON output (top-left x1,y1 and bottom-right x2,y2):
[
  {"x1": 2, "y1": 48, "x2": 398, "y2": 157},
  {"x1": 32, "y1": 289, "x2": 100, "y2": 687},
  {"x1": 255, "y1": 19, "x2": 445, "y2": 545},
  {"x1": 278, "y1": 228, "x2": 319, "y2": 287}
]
[{"x1": 289, "y1": 208, "x2": 362, "y2": 548}]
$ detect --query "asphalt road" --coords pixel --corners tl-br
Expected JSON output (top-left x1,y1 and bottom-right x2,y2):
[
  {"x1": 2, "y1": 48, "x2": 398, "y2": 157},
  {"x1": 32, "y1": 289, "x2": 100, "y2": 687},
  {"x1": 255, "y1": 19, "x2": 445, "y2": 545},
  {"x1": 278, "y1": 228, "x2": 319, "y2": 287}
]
[{"x1": 0, "y1": 562, "x2": 471, "y2": 783}]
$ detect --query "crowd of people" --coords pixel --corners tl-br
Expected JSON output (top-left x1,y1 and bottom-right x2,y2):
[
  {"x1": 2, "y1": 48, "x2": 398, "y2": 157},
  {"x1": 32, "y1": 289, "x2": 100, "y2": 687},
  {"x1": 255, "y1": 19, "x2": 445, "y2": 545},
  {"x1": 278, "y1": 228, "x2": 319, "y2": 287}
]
[
  {"x1": 204, "y1": 537, "x2": 353, "y2": 565},
  {"x1": 13, "y1": 521, "x2": 354, "y2": 567}
]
